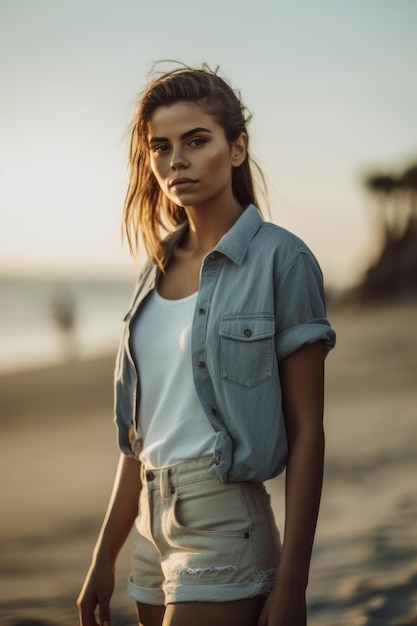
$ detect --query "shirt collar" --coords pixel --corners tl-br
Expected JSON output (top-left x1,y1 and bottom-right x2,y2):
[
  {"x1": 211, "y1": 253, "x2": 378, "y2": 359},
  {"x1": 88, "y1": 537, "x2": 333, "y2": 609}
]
[
  {"x1": 161, "y1": 204, "x2": 263, "y2": 269},
  {"x1": 214, "y1": 204, "x2": 263, "y2": 266}
]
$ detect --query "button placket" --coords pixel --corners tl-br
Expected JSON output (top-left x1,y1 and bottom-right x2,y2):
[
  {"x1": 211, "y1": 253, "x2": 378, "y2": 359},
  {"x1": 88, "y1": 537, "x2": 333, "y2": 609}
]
[
  {"x1": 192, "y1": 255, "x2": 224, "y2": 442},
  {"x1": 193, "y1": 263, "x2": 212, "y2": 379}
]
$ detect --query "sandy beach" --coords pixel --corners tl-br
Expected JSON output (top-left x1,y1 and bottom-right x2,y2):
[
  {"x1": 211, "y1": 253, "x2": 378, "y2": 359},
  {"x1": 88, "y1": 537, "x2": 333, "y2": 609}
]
[{"x1": 1, "y1": 302, "x2": 417, "y2": 626}]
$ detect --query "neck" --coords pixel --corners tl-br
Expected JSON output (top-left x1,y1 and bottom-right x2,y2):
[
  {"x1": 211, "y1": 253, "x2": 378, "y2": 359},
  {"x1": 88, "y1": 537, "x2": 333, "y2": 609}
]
[{"x1": 182, "y1": 198, "x2": 243, "y2": 254}]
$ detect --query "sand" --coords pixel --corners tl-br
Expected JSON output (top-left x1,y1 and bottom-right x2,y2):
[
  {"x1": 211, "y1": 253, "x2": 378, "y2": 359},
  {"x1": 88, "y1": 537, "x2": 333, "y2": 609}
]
[{"x1": 1, "y1": 302, "x2": 417, "y2": 625}]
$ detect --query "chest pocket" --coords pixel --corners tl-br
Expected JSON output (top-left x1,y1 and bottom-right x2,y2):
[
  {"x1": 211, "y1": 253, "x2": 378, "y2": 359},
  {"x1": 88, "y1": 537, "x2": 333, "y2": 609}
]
[{"x1": 220, "y1": 315, "x2": 275, "y2": 389}]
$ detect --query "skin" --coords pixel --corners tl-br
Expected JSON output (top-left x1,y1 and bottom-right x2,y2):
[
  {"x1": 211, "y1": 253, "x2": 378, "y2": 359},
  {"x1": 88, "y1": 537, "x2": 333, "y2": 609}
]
[
  {"x1": 77, "y1": 102, "x2": 326, "y2": 626},
  {"x1": 147, "y1": 102, "x2": 248, "y2": 299},
  {"x1": 77, "y1": 454, "x2": 141, "y2": 626}
]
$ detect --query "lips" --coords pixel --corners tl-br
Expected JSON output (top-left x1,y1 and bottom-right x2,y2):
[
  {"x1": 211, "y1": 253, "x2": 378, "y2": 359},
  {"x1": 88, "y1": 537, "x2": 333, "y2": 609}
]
[{"x1": 169, "y1": 177, "x2": 198, "y2": 189}]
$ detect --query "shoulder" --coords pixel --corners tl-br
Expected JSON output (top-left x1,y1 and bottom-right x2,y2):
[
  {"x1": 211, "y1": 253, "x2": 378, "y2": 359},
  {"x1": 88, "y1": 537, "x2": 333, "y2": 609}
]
[
  {"x1": 252, "y1": 218, "x2": 321, "y2": 277},
  {"x1": 258, "y1": 220, "x2": 309, "y2": 251}
]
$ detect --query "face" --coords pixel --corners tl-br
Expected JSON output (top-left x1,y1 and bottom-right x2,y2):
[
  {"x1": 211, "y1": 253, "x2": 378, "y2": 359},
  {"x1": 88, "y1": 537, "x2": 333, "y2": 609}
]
[{"x1": 148, "y1": 102, "x2": 246, "y2": 210}]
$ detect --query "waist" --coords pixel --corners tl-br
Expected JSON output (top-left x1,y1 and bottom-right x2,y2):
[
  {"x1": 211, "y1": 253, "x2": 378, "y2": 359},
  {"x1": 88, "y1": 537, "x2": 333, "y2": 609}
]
[{"x1": 140, "y1": 455, "x2": 215, "y2": 489}]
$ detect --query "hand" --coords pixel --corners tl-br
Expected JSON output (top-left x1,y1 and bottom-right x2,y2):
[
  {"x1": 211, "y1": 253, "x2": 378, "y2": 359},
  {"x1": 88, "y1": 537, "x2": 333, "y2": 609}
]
[
  {"x1": 77, "y1": 562, "x2": 115, "y2": 626},
  {"x1": 258, "y1": 584, "x2": 307, "y2": 626}
]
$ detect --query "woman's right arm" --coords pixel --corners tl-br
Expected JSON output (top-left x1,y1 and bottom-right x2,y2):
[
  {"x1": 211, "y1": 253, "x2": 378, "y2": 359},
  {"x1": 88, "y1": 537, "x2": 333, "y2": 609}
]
[{"x1": 77, "y1": 453, "x2": 142, "y2": 626}]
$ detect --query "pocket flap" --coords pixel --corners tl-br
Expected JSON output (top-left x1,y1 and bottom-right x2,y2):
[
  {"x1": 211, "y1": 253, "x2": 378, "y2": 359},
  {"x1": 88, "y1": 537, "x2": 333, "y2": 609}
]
[{"x1": 220, "y1": 315, "x2": 275, "y2": 341}]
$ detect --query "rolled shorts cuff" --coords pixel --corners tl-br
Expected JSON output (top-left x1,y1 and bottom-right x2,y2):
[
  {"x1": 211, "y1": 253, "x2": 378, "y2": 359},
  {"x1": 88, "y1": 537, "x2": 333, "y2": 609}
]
[
  {"x1": 128, "y1": 577, "x2": 165, "y2": 605},
  {"x1": 128, "y1": 575, "x2": 276, "y2": 606}
]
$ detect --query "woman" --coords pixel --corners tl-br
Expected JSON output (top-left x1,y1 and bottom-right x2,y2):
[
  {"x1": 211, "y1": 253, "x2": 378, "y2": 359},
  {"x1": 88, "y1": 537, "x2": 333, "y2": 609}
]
[{"x1": 77, "y1": 65, "x2": 336, "y2": 626}]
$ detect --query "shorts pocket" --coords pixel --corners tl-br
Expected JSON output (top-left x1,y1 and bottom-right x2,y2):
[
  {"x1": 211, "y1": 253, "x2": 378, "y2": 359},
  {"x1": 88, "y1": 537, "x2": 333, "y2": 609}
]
[
  {"x1": 220, "y1": 314, "x2": 275, "y2": 389},
  {"x1": 170, "y1": 481, "x2": 251, "y2": 539}
]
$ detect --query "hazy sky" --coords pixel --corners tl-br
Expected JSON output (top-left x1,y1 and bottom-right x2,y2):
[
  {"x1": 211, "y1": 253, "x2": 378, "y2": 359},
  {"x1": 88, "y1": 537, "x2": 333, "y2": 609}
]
[{"x1": 1, "y1": 0, "x2": 416, "y2": 288}]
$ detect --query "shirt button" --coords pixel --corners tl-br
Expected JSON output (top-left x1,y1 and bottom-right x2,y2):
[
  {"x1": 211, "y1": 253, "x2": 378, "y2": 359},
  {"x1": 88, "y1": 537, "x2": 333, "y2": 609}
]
[
  {"x1": 209, "y1": 252, "x2": 218, "y2": 261},
  {"x1": 198, "y1": 361, "x2": 206, "y2": 369},
  {"x1": 243, "y1": 328, "x2": 252, "y2": 337},
  {"x1": 198, "y1": 308, "x2": 206, "y2": 315}
]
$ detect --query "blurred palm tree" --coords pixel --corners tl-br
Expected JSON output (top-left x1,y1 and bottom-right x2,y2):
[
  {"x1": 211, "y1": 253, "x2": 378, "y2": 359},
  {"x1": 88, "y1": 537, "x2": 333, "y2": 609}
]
[
  {"x1": 364, "y1": 173, "x2": 404, "y2": 243},
  {"x1": 360, "y1": 161, "x2": 417, "y2": 300},
  {"x1": 401, "y1": 164, "x2": 417, "y2": 219}
]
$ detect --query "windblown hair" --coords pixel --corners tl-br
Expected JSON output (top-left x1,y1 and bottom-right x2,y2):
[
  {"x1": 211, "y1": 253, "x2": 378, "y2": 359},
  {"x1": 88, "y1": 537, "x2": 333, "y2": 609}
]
[{"x1": 122, "y1": 63, "x2": 266, "y2": 269}]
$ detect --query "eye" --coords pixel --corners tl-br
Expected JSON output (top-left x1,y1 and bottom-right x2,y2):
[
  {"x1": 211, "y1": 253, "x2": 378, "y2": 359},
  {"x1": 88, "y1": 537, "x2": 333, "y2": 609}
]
[
  {"x1": 152, "y1": 144, "x2": 170, "y2": 155},
  {"x1": 189, "y1": 137, "x2": 206, "y2": 147}
]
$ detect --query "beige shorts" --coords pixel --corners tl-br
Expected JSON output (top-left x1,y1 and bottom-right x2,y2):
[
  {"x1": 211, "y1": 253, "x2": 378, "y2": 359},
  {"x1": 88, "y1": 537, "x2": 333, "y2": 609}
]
[{"x1": 128, "y1": 456, "x2": 281, "y2": 605}]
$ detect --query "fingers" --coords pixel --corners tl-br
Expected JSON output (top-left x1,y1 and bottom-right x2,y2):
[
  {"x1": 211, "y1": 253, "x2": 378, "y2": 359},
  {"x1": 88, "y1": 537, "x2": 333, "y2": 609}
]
[
  {"x1": 76, "y1": 595, "x2": 101, "y2": 626},
  {"x1": 99, "y1": 604, "x2": 111, "y2": 626},
  {"x1": 77, "y1": 600, "x2": 111, "y2": 626},
  {"x1": 77, "y1": 565, "x2": 114, "y2": 626},
  {"x1": 77, "y1": 607, "x2": 102, "y2": 626}
]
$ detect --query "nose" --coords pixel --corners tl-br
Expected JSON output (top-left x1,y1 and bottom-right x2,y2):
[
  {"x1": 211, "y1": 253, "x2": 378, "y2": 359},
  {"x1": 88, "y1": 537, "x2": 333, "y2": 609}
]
[{"x1": 170, "y1": 145, "x2": 188, "y2": 170}]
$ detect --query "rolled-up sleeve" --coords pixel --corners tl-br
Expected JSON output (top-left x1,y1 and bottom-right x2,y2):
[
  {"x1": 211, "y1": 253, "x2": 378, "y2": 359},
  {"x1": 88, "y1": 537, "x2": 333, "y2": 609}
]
[{"x1": 275, "y1": 250, "x2": 336, "y2": 362}]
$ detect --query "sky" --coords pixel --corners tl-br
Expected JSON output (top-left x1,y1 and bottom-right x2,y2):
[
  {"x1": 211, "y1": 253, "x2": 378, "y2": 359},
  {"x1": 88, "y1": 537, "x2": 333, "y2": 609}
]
[{"x1": 1, "y1": 0, "x2": 416, "y2": 289}]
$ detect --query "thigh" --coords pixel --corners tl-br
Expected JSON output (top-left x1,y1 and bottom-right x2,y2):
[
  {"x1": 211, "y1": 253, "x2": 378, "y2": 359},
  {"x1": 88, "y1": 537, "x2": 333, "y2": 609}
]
[
  {"x1": 136, "y1": 601, "x2": 165, "y2": 626},
  {"x1": 163, "y1": 597, "x2": 266, "y2": 626}
]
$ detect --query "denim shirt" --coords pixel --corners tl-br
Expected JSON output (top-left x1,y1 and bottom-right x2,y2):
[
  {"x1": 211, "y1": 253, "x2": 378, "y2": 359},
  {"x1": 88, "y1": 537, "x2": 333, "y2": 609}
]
[{"x1": 114, "y1": 205, "x2": 336, "y2": 483}]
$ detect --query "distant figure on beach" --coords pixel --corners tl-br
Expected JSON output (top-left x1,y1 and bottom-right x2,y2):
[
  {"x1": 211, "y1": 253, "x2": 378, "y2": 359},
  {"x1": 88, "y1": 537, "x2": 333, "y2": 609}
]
[
  {"x1": 77, "y1": 64, "x2": 335, "y2": 626},
  {"x1": 50, "y1": 286, "x2": 77, "y2": 361}
]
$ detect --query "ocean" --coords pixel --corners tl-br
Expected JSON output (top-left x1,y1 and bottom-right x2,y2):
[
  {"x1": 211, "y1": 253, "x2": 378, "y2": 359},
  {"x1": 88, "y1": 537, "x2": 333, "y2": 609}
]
[{"x1": 0, "y1": 276, "x2": 135, "y2": 373}]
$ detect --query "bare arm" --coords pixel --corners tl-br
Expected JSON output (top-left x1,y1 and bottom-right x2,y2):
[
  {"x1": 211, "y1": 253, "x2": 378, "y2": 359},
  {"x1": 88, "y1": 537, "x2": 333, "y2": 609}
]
[
  {"x1": 259, "y1": 341, "x2": 325, "y2": 626},
  {"x1": 77, "y1": 453, "x2": 142, "y2": 626}
]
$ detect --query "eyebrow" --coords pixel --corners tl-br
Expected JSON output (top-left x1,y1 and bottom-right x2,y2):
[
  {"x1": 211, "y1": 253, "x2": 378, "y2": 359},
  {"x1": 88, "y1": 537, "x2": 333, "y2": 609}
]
[{"x1": 149, "y1": 127, "x2": 212, "y2": 144}]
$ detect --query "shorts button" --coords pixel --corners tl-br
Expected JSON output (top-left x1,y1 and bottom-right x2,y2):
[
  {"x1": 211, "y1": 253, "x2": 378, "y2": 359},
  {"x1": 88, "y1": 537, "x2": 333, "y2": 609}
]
[
  {"x1": 170, "y1": 486, "x2": 176, "y2": 494},
  {"x1": 146, "y1": 471, "x2": 155, "y2": 481}
]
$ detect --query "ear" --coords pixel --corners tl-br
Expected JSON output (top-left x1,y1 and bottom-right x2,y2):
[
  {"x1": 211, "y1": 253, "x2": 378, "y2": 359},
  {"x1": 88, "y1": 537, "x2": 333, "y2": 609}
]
[{"x1": 231, "y1": 132, "x2": 248, "y2": 167}]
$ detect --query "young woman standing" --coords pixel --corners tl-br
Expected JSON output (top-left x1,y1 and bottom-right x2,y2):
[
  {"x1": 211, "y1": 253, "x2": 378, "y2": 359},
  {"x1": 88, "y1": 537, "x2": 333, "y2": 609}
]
[{"x1": 77, "y1": 65, "x2": 336, "y2": 626}]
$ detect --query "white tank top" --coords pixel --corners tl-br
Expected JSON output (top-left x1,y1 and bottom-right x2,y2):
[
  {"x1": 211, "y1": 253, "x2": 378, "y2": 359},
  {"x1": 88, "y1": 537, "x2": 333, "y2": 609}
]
[{"x1": 130, "y1": 288, "x2": 216, "y2": 468}]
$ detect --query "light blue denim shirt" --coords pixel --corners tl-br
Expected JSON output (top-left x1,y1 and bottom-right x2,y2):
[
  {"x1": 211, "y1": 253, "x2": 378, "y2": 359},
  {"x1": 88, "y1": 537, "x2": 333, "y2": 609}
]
[{"x1": 114, "y1": 205, "x2": 336, "y2": 483}]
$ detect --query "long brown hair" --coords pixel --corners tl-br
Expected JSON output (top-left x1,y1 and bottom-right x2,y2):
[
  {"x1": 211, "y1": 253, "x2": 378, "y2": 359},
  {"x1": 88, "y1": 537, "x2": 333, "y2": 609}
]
[{"x1": 122, "y1": 63, "x2": 266, "y2": 270}]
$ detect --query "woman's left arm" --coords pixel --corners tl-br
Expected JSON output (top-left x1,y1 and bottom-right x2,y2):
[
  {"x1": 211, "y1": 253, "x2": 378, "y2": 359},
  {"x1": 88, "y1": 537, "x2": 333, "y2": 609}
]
[{"x1": 259, "y1": 340, "x2": 326, "y2": 626}]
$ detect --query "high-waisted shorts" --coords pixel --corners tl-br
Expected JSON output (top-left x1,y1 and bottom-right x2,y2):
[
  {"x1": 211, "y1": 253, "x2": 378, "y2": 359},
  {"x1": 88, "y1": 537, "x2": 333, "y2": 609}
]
[{"x1": 128, "y1": 456, "x2": 281, "y2": 605}]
